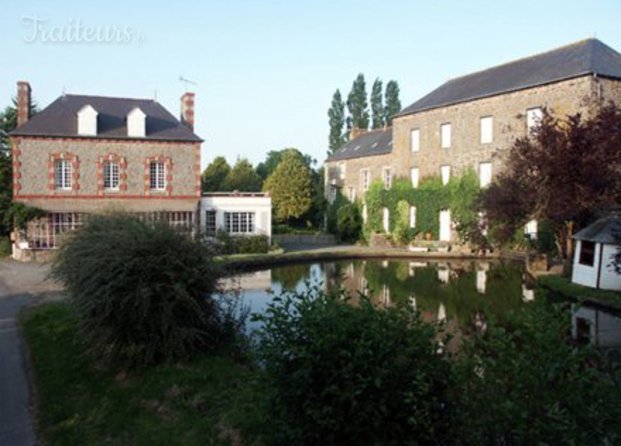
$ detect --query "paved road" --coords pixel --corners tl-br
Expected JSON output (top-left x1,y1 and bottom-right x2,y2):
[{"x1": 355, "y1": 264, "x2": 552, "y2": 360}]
[{"x1": 0, "y1": 284, "x2": 36, "y2": 446}]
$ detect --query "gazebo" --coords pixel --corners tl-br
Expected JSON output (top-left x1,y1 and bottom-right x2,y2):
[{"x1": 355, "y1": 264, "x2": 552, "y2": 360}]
[{"x1": 571, "y1": 216, "x2": 621, "y2": 291}]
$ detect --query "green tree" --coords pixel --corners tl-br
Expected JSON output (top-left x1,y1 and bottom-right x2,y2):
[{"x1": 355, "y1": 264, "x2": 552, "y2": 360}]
[
  {"x1": 346, "y1": 74, "x2": 369, "y2": 130},
  {"x1": 201, "y1": 156, "x2": 231, "y2": 192},
  {"x1": 221, "y1": 158, "x2": 261, "y2": 192},
  {"x1": 384, "y1": 80, "x2": 401, "y2": 126},
  {"x1": 0, "y1": 98, "x2": 38, "y2": 236},
  {"x1": 370, "y1": 78, "x2": 384, "y2": 129},
  {"x1": 327, "y1": 90, "x2": 346, "y2": 155},
  {"x1": 256, "y1": 148, "x2": 313, "y2": 182},
  {"x1": 263, "y1": 151, "x2": 313, "y2": 223}
]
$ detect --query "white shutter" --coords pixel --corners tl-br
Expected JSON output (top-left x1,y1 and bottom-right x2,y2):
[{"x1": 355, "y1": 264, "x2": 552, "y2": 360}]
[
  {"x1": 480, "y1": 116, "x2": 493, "y2": 143},
  {"x1": 410, "y1": 167, "x2": 419, "y2": 188},
  {"x1": 441, "y1": 165, "x2": 451, "y2": 185},
  {"x1": 441, "y1": 123, "x2": 451, "y2": 148},
  {"x1": 527, "y1": 108, "x2": 542, "y2": 132},
  {"x1": 411, "y1": 129, "x2": 420, "y2": 152},
  {"x1": 479, "y1": 162, "x2": 492, "y2": 187}
]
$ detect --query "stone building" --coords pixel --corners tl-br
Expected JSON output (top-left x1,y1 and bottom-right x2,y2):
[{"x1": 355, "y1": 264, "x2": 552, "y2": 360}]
[
  {"x1": 325, "y1": 38, "x2": 621, "y2": 240},
  {"x1": 9, "y1": 82, "x2": 202, "y2": 258}
]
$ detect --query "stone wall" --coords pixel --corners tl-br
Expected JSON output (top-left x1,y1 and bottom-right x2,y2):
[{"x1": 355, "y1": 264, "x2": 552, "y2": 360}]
[
  {"x1": 326, "y1": 75, "x2": 621, "y2": 201},
  {"x1": 12, "y1": 136, "x2": 201, "y2": 212}
]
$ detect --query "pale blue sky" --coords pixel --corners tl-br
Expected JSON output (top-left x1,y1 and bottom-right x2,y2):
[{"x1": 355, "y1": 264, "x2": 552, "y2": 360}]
[{"x1": 2, "y1": 0, "x2": 621, "y2": 169}]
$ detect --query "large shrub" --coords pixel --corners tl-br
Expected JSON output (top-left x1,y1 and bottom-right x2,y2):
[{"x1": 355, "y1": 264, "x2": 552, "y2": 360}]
[
  {"x1": 52, "y1": 213, "x2": 230, "y2": 369},
  {"x1": 253, "y1": 287, "x2": 455, "y2": 445},
  {"x1": 210, "y1": 230, "x2": 269, "y2": 254},
  {"x1": 456, "y1": 299, "x2": 621, "y2": 445}
]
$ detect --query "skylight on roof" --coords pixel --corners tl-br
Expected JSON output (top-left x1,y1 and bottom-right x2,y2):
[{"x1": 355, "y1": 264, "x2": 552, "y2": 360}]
[{"x1": 354, "y1": 145, "x2": 361, "y2": 151}]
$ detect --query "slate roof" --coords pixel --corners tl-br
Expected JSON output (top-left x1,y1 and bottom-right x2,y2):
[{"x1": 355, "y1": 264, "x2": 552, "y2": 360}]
[
  {"x1": 398, "y1": 38, "x2": 621, "y2": 117},
  {"x1": 327, "y1": 128, "x2": 393, "y2": 161},
  {"x1": 573, "y1": 216, "x2": 621, "y2": 244},
  {"x1": 10, "y1": 94, "x2": 201, "y2": 142}
]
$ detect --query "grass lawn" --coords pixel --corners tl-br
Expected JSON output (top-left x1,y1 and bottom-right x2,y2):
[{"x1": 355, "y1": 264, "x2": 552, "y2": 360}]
[
  {"x1": 22, "y1": 302, "x2": 264, "y2": 446},
  {"x1": 537, "y1": 275, "x2": 621, "y2": 307}
]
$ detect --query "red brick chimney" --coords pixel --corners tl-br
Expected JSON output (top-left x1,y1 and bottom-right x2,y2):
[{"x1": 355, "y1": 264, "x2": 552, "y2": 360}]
[
  {"x1": 17, "y1": 81, "x2": 32, "y2": 128},
  {"x1": 180, "y1": 92, "x2": 195, "y2": 131}
]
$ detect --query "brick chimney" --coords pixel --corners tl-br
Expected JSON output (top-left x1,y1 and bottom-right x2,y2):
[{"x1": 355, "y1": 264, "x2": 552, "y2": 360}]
[
  {"x1": 17, "y1": 81, "x2": 32, "y2": 128},
  {"x1": 180, "y1": 92, "x2": 195, "y2": 131},
  {"x1": 349, "y1": 127, "x2": 367, "y2": 140}
]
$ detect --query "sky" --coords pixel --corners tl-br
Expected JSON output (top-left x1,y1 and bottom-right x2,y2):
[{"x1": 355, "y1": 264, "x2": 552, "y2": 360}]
[{"x1": 2, "y1": 0, "x2": 621, "y2": 170}]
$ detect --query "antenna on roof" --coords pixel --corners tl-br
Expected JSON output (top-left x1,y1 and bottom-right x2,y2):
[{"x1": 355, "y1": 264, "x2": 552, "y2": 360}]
[{"x1": 179, "y1": 76, "x2": 197, "y2": 90}]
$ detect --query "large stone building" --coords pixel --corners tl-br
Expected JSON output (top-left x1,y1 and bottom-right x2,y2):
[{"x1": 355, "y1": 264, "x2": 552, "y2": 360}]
[
  {"x1": 9, "y1": 82, "x2": 202, "y2": 257},
  {"x1": 325, "y1": 39, "x2": 621, "y2": 239}
]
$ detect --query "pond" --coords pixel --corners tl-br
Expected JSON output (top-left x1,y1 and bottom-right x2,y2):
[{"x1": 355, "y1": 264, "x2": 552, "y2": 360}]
[{"x1": 221, "y1": 259, "x2": 621, "y2": 350}]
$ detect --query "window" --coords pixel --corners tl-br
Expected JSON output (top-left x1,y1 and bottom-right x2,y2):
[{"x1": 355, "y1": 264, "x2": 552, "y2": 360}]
[
  {"x1": 480, "y1": 116, "x2": 493, "y2": 144},
  {"x1": 410, "y1": 129, "x2": 420, "y2": 152},
  {"x1": 361, "y1": 169, "x2": 370, "y2": 192},
  {"x1": 410, "y1": 206, "x2": 416, "y2": 228},
  {"x1": 579, "y1": 241, "x2": 596, "y2": 266},
  {"x1": 225, "y1": 212, "x2": 255, "y2": 234},
  {"x1": 150, "y1": 161, "x2": 165, "y2": 190},
  {"x1": 479, "y1": 162, "x2": 492, "y2": 187},
  {"x1": 26, "y1": 213, "x2": 84, "y2": 249},
  {"x1": 348, "y1": 187, "x2": 356, "y2": 202},
  {"x1": 205, "y1": 210, "x2": 217, "y2": 236},
  {"x1": 338, "y1": 162, "x2": 346, "y2": 180},
  {"x1": 103, "y1": 161, "x2": 119, "y2": 190},
  {"x1": 383, "y1": 168, "x2": 392, "y2": 189},
  {"x1": 441, "y1": 165, "x2": 451, "y2": 185},
  {"x1": 441, "y1": 123, "x2": 451, "y2": 148},
  {"x1": 362, "y1": 204, "x2": 368, "y2": 223},
  {"x1": 329, "y1": 186, "x2": 337, "y2": 203},
  {"x1": 410, "y1": 167, "x2": 419, "y2": 188},
  {"x1": 527, "y1": 107, "x2": 542, "y2": 133},
  {"x1": 54, "y1": 159, "x2": 72, "y2": 190}
]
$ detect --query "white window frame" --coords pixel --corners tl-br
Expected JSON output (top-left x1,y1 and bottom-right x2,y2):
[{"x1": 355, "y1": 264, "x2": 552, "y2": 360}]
[
  {"x1": 150, "y1": 161, "x2": 166, "y2": 190},
  {"x1": 224, "y1": 211, "x2": 255, "y2": 235},
  {"x1": 441, "y1": 165, "x2": 451, "y2": 186},
  {"x1": 409, "y1": 206, "x2": 416, "y2": 228},
  {"x1": 410, "y1": 128, "x2": 420, "y2": 152},
  {"x1": 441, "y1": 123, "x2": 451, "y2": 148},
  {"x1": 103, "y1": 161, "x2": 119, "y2": 190},
  {"x1": 479, "y1": 162, "x2": 492, "y2": 188},
  {"x1": 54, "y1": 159, "x2": 72, "y2": 190},
  {"x1": 361, "y1": 169, "x2": 370, "y2": 192},
  {"x1": 526, "y1": 107, "x2": 542, "y2": 133},
  {"x1": 205, "y1": 209, "x2": 217, "y2": 236},
  {"x1": 410, "y1": 167, "x2": 419, "y2": 188},
  {"x1": 383, "y1": 167, "x2": 392, "y2": 189},
  {"x1": 480, "y1": 116, "x2": 493, "y2": 144},
  {"x1": 338, "y1": 162, "x2": 346, "y2": 180}
]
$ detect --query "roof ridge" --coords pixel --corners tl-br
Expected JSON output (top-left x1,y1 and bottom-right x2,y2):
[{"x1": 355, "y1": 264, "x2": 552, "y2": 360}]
[
  {"x1": 62, "y1": 93, "x2": 157, "y2": 103},
  {"x1": 445, "y1": 38, "x2": 600, "y2": 84}
]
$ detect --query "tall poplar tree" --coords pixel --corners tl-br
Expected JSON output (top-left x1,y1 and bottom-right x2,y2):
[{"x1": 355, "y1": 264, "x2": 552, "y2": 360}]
[
  {"x1": 370, "y1": 78, "x2": 384, "y2": 129},
  {"x1": 384, "y1": 80, "x2": 401, "y2": 126},
  {"x1": 327, "y1": 90, "x2": 346, "y2": 155},
  {"x1": 347, "y1": 74, "x2": 369, "y2": 130}
]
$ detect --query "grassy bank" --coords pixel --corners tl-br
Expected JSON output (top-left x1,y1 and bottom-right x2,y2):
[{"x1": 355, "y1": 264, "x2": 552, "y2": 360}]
[
  {"x1": 22, "y1": 302, "x2": 261, "y2": 446},
  {"x1": 537, "y1": 275, "x2": 621, "y2": 308}
]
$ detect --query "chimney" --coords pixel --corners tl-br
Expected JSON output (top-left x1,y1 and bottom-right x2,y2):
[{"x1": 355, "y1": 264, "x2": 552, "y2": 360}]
[
  {"x1": 349, "y1": 127, "x2": 367, "y2": 141},
  {"x1": 17, "y1": 81, "x2": 32, "y2": 128},
  {"x1": 180, "y1": 92, "x2": 195, "y2": 131}
]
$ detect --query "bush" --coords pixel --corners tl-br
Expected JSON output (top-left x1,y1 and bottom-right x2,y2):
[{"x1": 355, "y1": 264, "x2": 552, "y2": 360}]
[
  {"x1": 253, "y1": 287, "x2": 455, "y2": 445},
  {"x1": 456, "y1": 299, "x2": 621, "y2": 445},
  {"x1": 336, "y1": 202, "x2": 362, "y2": 243},
  {"x1": 51, "y1": 213, "x2": 232, "y2": 369},
  {"x1": 0, "y1": 236, "x2": 10, "y2": 257},
  {"x1": 393, "y1": 199, "x2": 414, "y2": 245},
  {"x1": 211, "y1": 230, "x2": 269, "y2": 254}
]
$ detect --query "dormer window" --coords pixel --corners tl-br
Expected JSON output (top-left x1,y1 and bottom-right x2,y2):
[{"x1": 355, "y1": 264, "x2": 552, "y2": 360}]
[
  {"x1": 127, "y1": 107, "x2": 146, "y2": 138},
  {"x1": 77, "y1": 104, "x2": 98, "y2": 136}
]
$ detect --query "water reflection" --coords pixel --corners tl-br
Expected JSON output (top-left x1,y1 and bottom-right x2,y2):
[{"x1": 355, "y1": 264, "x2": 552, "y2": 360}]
[{"x1": 221, "y1": 259, "x2": 621, "y2": 350}]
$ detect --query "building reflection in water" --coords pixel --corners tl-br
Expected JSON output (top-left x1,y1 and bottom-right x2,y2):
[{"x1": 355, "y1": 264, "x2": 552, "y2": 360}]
[{"x1": 572, "y1": 304, "x2": 621, "y2": 348}]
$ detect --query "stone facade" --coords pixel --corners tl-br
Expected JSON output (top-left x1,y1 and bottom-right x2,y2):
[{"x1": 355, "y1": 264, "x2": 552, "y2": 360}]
[
  {"x1": 12, "y1": 136, "x2": 201, "y2": 212},
  {"x1": 326, "y1": 75, "x2": 621, "y2": 201}
]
